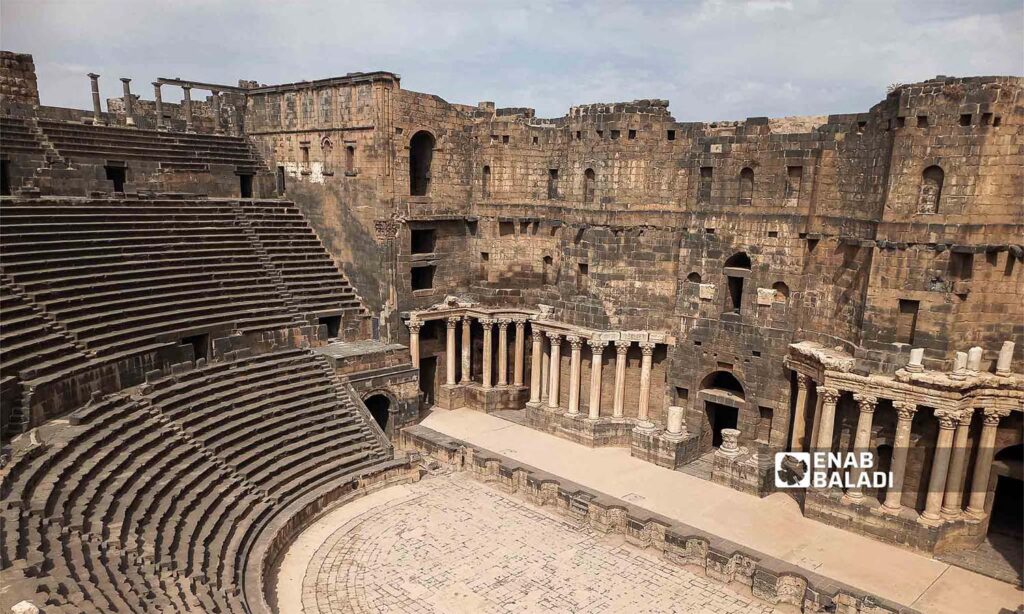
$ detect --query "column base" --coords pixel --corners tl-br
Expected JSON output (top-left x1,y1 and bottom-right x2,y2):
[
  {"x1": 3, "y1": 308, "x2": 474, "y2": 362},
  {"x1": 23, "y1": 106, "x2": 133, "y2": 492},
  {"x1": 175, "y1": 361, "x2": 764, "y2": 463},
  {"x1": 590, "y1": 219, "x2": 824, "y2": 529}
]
[
  {"x1": 841, "y1": 492, "x2": 867, "y2": 506},
  {"x1": 917, "y1": 512, "x2": 945, "y2": 528},
  {"x1": 963, "y1": 508, "x2": 987, "y2": 523},
  {"x1": 879, "y1": 503, "x2": 903, "y2": 517},
  {"x1": 940, "y1": 507, "x2": 964, "y2": 521},
  {"x1": 632, "y1": 420, "x2": 657, "y2": 434}
]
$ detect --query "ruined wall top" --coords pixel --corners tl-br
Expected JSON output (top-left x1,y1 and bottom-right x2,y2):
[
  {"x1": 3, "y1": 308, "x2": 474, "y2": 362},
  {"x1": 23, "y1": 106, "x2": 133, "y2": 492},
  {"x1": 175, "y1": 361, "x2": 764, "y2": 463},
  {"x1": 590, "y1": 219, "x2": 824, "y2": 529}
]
[{"x1": 0, "y1": 50, "x2": 39, "y2": 107}]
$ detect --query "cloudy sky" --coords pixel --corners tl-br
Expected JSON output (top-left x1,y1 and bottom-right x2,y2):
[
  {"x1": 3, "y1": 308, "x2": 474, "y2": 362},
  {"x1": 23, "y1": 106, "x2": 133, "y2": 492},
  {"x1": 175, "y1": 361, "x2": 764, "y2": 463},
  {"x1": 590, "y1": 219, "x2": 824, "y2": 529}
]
[{"x1": 3, "y1": 0, "x2": 1021, "y2": 121}]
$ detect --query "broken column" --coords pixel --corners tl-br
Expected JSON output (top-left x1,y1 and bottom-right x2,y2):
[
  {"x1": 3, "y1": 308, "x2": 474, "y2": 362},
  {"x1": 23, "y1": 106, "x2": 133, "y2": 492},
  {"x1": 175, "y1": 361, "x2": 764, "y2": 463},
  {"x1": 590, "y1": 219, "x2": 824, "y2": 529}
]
[
  {"x1": 967, "y1": 346, "x2": 983, "y2": 372},
  {"x1": 87, "y1": 73, "x2": 103, "y2": 124},
  {"x1": 996, "y1": 341, "x2": 1014, "y2": 376},
  {"x1": 152, "y1": 82, "x2": 165, "y2": 130},
  {"x1": 182, "y1": 84, "x2": 194, "y2": 132},
  {"x1": 718, "y1": 428, "x2": 741, "y2": 457},
  {"x1": 120, "y1": 78, "x2": 135, "y2": 126},
  {"x1": 906, "y1": 348, "x2": 924, "y2": 372},
  {"x1": 663, "y1": 405, "x2": 687, "y2": 440}
]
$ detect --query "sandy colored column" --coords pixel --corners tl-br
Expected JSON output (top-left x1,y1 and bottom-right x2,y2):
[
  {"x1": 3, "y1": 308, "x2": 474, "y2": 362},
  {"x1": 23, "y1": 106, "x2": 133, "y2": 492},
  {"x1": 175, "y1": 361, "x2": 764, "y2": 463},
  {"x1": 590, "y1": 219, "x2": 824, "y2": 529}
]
[
  {"x1": 513, "y1": 319, "x2": 526, "y2": 386},
  {"x1": 941, "y1": 409, "x2": 974, "y2": 518},
  {"x1": 497, "y1": 319, "x2": 510, "y2": 386},
  {"x1": 919, "y1": 409, "x2": 961, "y2": 526},
  {"x1": 182, "y1": 85, "x2": 194, "y2": 132},
  {"x1": 481, "y1": 318, "x2": 494, "y2": 389},
  {"x1": 882, "y1": 401, "x2": 918, "y2": 514},
  {"x1": 460, "y1": 317, "x2": 472, "y2": 384},
  {"x1": 635, "y1": 342, "x2": 656, "y2": 430},
  {"x1": 444, "y1": 317, "x2": 458, "y2": 386},
  {"x1": 547, "y1": 333, "x2": 562, "y2": 409},
  {"x1": 152, "y1": 82, "x2": 165, "y2": 130},
  {"x1": 566, "y1": 336, "x2": 583, "y2": 415},
  {"x1": 789, "y1": 374, "x2": 810, "y2": 451},
  {"x1": 211, "y1": 89, "x2": 224, "y2": 134},
  {"x1": 587, "y1": 339, "x2": 606, "y2": 420},
  {"x1": 120, "y1": 78, "x2": 135, "y2": 126},
  {"x1": 88, "y1": 73, "x2": 103, "y2": 124},
  {"x1": 407, "y1": 321, "x2": 422, "y2": 366},
  {"x1": 845, "y1": 394, "x2": 877, "y2": 501},
  {"x1": 528, "y1": 329, "x2": 544, "y2": 405},
  {"x1": 808, "y1": 382, "x2": 823, "y2": 450},
  {"x1": 814, "y1": 387, "x2": 840, "y2": 455},
  {"x1": 966, "y1": 408, "x2": 1010, "y2": 518},
  {"x1": 612, "y1": 341, "x2": 629, "y2": 418}
]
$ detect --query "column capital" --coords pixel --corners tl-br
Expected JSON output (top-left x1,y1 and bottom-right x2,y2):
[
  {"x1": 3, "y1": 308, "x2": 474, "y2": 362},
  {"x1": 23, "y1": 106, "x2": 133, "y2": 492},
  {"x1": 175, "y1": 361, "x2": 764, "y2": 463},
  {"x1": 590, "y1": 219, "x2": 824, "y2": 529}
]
[
  {"x1": 119, "y1": 77, "x2": 131, "y2": 84},
  {"x1": 567, "y1": 335, "x2": 584, "y2": 351},
  {"x1": 531, "y1": 328, "x2": 545, "y2": 342},
  {"x1": 181, "y1": 84, "x2": 192, "y2": 91},
  {"x1": 88, "y1": 72, "x2": 100, "y2": 80},
  {"x1": 795, "y1": 373, "x2": 811, "y2": 390},
  {"x1": 546, "y1": 331, "x2": 562, "y2": 343},
  {"x1": 639, "y1": 341, "x2": 656, "y2": 356},
  {"x1": 853, "y1": 393, "x2": 878, "y2": 413},
  {"x1": 446, "y1": 316, "x2": 460, "y2": 328},
  {"x1": 982, "y1": 407, "x2": 1011, "y2": 425},
  {"x1": 407, "y1": 320, "x2": 423, "y2": 333},
  {"x1": 462, "y1": 315, "x2": 472, "y2": 326},
  {"x1": 614, "y1": 340, "x2": 631, "y2": 354},
  {"x1": 480, "y1": 317, "x2": 495, "y2": 327},
  {"x1": 514, "y1": 318, "x2": 526, "y2": 330},
  {"x1": 511, "y1": 315, "x2": 528, "y2": 324},
  {"x1": 210, "y1": 88, "x2": 220, "y2": 96},
  {"x1": 892, "y1": 400, "x2": 918, "y2": 420},
  {"x1": 152, "y1": 81, "x2": 162, "y2": 88},
  {"x1": 496, "y1": 318, "x2": 511, "y2": 330},
  {"x1": 587, "y1": 338, "x2": 607, "y2": 351},
  {"x1": 934, "y1": 408, "x2": 963, "y2": 429},
  {"x1": 819, "y1": 386, "x2": 840, "y2": 404}
]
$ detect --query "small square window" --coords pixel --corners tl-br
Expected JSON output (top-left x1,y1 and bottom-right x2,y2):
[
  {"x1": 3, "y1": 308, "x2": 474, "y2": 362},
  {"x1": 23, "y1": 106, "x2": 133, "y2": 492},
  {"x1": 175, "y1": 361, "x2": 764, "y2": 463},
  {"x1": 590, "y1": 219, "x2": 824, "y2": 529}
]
[
  {"x1": 667, "y1": 129, "x2": 676, "y2": 141},
  {"x1": 532, "y1": 136, "x2": 539, "y2": 145},
  {"x1": 916, "y1": 115, "x2": 928, "y2": 128},
  {"x1": 502, "y1": 135, "x2": 510, "y2": 144},
  {"x1": 959, "y1": 114, "x2": 972, "y2": 127},
  {"x1": 628, "y1": 129, "x2": 636, "y2": 140}
]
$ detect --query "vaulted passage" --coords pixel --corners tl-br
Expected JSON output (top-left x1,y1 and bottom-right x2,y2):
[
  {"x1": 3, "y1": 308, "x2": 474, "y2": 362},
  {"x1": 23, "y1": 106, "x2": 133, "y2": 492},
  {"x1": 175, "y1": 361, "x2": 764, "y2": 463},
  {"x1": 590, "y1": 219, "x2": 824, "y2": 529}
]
[{"x1": 364, "y1": 394, "x2": 391, "y2": 431}]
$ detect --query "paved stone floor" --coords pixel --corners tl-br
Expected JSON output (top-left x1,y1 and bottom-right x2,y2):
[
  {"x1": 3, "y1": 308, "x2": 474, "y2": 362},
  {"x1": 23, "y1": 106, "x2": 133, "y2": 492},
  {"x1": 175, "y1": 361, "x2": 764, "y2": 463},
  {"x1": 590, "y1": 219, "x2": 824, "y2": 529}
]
[{"x1": 297, "y1": 473, "x2": 775, "y2": 614}]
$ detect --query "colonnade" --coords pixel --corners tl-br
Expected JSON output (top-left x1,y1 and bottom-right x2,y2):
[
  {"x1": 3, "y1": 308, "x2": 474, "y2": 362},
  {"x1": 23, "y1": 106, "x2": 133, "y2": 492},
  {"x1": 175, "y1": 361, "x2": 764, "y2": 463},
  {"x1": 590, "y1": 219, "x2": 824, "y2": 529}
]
[
  {"x1": 85, "y1": 73, "x2": 229, "y2": 133},
  {"x1": 408, "y1": 315, "x2": 528, "y2": 389},
  {"x1": 791, "y1": 373, "x2": 1011, "y2": 522}
]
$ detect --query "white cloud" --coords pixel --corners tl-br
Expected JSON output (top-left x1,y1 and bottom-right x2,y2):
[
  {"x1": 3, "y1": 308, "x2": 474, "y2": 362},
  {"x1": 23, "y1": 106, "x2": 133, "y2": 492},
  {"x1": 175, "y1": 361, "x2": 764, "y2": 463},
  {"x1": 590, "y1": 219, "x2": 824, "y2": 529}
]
[{"x1": 2, "y1": 0, "x2": 1020, "y2": 120}]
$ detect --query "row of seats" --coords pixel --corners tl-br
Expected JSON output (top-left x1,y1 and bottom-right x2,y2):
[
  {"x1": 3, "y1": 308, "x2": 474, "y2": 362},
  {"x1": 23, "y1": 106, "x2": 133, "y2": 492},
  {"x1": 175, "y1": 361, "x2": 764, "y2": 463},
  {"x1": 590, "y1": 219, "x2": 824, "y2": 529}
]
[
  {"x1": 0, "y1": 200, "x2": 307, "y2": 360},
  {"x1": 0, "y1": 116, "x2": 46, "y2": 156},
  {"x1": 36, "y1": 120, "x2": 262, "y2": 173},
  {"x1": 0, "y1": 349, "x2": 392, "y2": 613},
  {"x1": 237, "y1": 200, "x2": 368, "y2": 317},
  {"x1": 0, "y1": 277, "x2": 89, "y2": 384}
]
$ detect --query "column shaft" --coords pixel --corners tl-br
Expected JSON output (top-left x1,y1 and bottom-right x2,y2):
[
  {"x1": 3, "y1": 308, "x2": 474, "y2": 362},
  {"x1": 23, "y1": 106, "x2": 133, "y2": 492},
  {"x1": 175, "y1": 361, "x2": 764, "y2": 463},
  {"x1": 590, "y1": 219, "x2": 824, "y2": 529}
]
[
  {"x1": 182, "y1": 86, "x2": 194, "y2": 132},
  {"x1": 445, "y1": 318, "x2": 458, "y2": 387},
  {"x1": 481, "y1": 319, "x2": 494, "y2": 389},
  {"x1": 120, "y1": 78, "x2": 135, "y2": 126},
  {"x1": 460, "y1": 317, "x2": 472, "y2": 384},
  {"x1": 497, "y1": 320, "x2": 510, "y2": 386},
  {"x1": 547, "y1": 334, "x2": 562, "y2": 409},
  {"x1": 152, "y1": 83, "x2": 165, "y2": 130},
  {"x1": 513, "y1": 321, "x2": 526, "y2": 386},
  {"x1": 941, "y1": 413, "x2": 973, "y2": 517},
  {"x1": 408, "y1": 322, "x2": 421, "y2": 366},
  {"x1": 966, "y1": 409, "x2": 1010, "y2": 517},
  {"x1": 882, "y1": 402, "x2": 917, "y2": 513},
  {"x1": 636, "y1": 342, "x2": 655, "y2": 427},
  {"x1": 541, "y1": 341, "x2": 550, "y2": 401},
  {"x1": 613, "y1": 341, "x2": 629, "y2": 418},
  {"x1": 814, "y1": 387, "x2": 840, "y2": 455},
  {"x1": 846, "y1": 394, "x2": 877, "y2": 500},
  {"x1": 211, "y1": 90, "x2": 224, "y2": 134},
  {"x1": 567, "y1": 336, "x2": 582, "y2": 415},
  {"x1": 587, "y1": 341, "x2": 605, "y2": 420},
  {"x1": 528, "y1": 330, "x2": 543, "y2": 404},
  {"x1": 88, "y1": 73, "x2": 102, "y2": 125},
  {"x1": 920, "y1": 409, "x2": 961, "y2": 524},
  {"x1": 789, "y1": 374, "x2": 810, "y2": 451}
]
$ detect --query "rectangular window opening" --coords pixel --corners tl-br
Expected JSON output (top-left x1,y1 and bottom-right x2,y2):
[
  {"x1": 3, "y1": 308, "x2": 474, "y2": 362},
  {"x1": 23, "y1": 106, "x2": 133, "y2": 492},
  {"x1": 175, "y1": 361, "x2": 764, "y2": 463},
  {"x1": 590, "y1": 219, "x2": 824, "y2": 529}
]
[
  {"x1": 896, "y1": 299, "x2": 920, "y2": 345},
  {"x1": 319, "y1": 315, "x2": 342, "y2": 339},
  {"x1": 667, "y1": 129, "x2": 676, "y2": 141},
  {"x1": 916, "y1": 115, "x2": 929, "y2": 128},
  {"x1": 949, "y1": 252, "x2": 974, "y2": 280},
  {"x1": 628, "y1": 129, "x2": 637, "y2": 140},
  {"x1": 547, "y1": 168, "x2": 559, "y2": 199},
  {"x1": 959, "y1": 114, "x2": 972, "y2": 127},
  {"x1": 239, "y1": 174, "x2": 253, "y2": 198},
  {"x1": 411, "y1": 265, "x2": 436, "y2": 291},
  {"x1": 410, "y1": 228, "x2": 437, "y2": 254},
  {"x1": 498, "y1": 221, "x2": 514, "y2": 237},
  {"x1": 105, "y1": 165, "x2": 126, "y2": 193}
]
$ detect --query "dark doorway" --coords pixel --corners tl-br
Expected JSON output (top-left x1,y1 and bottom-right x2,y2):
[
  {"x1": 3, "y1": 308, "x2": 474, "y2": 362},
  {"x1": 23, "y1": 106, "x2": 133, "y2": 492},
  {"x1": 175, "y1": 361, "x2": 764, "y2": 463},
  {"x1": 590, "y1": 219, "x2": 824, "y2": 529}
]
[
  {"x1": 706, "y1": 402, "x2": 738, "y2": 448},
  {"x1": 105, "y1": 164, "x2": 126, "y2": 192},
  {"x1": 364, "y1": 394, "x2": 391, "y2": 431},
  {"x1": 239, "y1": 174, "x2": 253, "y2": 198},
  {"x1": 419, "y1": 356, "x2": 437, "y2": 406},
  {"x1": 409, "y1": 131, "x2": 435, "y2": 196},
  {"x1": 0, "y1": 159, "x2": 10, "y2": 195},
  {"x1": 276, "y1": 165, "x2": 286, "y2": 193},
  {"x1": 319, "y1": 315, "x2": 341, "y2": 339},
  {"x1": 989, "y1": 474, "x2": 1022, "y2": 539},
  {"x1": 181, "y1": 333, "x2": 209, "y2": 362}
]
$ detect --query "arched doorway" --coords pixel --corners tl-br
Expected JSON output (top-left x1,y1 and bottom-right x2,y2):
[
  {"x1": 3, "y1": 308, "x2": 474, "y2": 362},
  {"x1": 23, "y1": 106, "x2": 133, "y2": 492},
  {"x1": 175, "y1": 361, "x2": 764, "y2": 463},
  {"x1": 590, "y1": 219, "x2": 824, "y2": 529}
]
[
  {"x1": 409, "y1": 131, "x2": 435, "y2": 196},
  {"x1": 364, "y1": 394, "x2": 391, "y2": 432},
  {"x1": 699, "y1": 371, "x2": 745, "y2": 448}
]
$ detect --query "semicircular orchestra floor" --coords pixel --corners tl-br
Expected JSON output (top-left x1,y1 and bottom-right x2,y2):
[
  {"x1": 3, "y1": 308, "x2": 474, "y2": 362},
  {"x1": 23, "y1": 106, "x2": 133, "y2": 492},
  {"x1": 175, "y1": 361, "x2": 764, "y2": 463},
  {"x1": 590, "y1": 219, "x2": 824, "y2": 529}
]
[{"x1": 283, "y1": 473, "x2": 774, "y2": 614}]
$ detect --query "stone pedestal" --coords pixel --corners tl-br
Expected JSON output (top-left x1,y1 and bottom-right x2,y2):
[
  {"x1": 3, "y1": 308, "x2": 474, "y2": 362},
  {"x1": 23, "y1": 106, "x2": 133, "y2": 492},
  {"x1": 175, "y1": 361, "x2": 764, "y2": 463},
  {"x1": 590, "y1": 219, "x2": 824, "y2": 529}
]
[{"x1": 630, "y1": 428, "x2": 701, "y2": 470}]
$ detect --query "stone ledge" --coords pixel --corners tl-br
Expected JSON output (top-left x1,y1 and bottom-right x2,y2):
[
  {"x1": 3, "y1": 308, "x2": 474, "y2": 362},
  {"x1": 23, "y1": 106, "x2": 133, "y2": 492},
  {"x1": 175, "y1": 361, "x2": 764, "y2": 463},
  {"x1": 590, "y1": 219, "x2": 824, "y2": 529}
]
[{"x1": 400, "y1": 424, "x2": 918, "y2": 614}]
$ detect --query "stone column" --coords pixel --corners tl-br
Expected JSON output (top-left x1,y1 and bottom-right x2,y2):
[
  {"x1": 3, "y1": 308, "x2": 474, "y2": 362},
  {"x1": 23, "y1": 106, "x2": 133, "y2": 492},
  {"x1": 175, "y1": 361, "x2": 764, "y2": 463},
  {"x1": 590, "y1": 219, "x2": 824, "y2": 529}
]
[
  {"x1": 182, "y1": 85, "x2": 194, "y2": 132},
  {"x1": 635, "y1": 342, "x2": 656, "y2": 430},
  {"x1": 152, "y1": 82, "x2": 165, "y2": 130},
  {"x1": 497, "y1": 319, "x2": 510, "y2": 386},
  {"x1": 719, "y1": 428, "x2": 741, "y2": 457},
  {"x1": 966, "y1": 408, "x2": 1010, "y2": 518},
  {"x1": 211, "y1": 90, "x2": 224, "y2": 134},
  {"x1": 566, "y1": 336, "x2": 583, "y2": 415},
  {"x1": 547, "y1": 333, "x2": 562, "y2": 409},
  {"x1": 513, "y1": 319, "x2": 526, "y2": 386},
  {"x1": 665, "y1": 406, "x2": 687, "y2": 439},
  {"x1": 941, "y1": 409, "x2": 974, "y2": 518},
  {"x1": 920, "y1": 409, "x2": 961, "y2": 526},
  {"x1": 541, "y1": 338, "x2": 550, "y2": 402},
  {"x1": 445, "y1": 317, "x2": 459, "y2": 387},
  {"x1": 613, "y1": 341, "x2": 629, "y2": 418},
  {"x1": 814, "y1": 387, "x2": 840, "y2": 455},
  {"x1": 587, "y1": 339, "x2": 606, "y2": 420},
  {"x1": 528, "y1": 329, "x2": 544, "y2": 405},
  {"x1": 481, "y1": 318, "x2": 495, "y2": 389},
  {"x1": 845, "y1": 394, "x2": 877, "y2": 501},
  {"x1": 120, "y1": 78, "x2": 135, "y2": 126},
  {"x1": 460, "y1": 317, "x2": 472, "y2": 384},
  {"x1": 789, "y1": 374, "x2": 810, "y2": 451},
  {"x1": 808, "y1": 385, "x2": 823, "y2": 450},
  {"x1": 88, "y1": 73, "x2": 103, "y2": 125},
  {"x1": 882, "y1": 401, "x2": 918, "y2": 514},
  {"x1": 407, "y1": 321, "x2": 422, "y2": 366}
]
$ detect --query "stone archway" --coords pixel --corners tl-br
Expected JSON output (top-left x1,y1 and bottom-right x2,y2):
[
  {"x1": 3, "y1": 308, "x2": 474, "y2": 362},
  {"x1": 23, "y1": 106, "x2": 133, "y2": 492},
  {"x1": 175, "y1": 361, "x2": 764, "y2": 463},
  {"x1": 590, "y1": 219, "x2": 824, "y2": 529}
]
[
  {"x1": 363, "y1": 393, "x2": 392, "y2": 432},
  {"x1": 698, "y1": 371, "x2": 745, "y2": 449}
]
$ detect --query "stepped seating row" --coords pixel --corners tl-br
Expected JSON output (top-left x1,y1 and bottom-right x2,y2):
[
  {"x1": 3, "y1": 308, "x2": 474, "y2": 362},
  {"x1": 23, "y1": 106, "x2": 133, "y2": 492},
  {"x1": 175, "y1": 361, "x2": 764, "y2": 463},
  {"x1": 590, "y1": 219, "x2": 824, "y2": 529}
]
[
  {"x1": 0, "y1": 278, "x2": 89, "y2": 383},
  {"x1": 237, "y1": 201, "x2": 368, "y2": 316},
  {"x1": 36, "y1": 119, "x2": 261, "y2": 171},
  {"x1": 1, "y1": 200, "x2": 307, "y2": 358},
  {"x1": 0, "y1": 349, "x2": 391, "y2": 613},
  {"x1": 0, "y1": 116, "x2": 46, "y2": 155}
]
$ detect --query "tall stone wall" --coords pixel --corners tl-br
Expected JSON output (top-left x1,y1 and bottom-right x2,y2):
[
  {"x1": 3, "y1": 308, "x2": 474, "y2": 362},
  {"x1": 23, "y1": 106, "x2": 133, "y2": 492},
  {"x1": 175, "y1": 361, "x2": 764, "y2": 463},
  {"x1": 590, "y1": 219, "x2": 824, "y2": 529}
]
[{"x1": 0, "y1": 51, "x2": 39, "y2": 107}]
